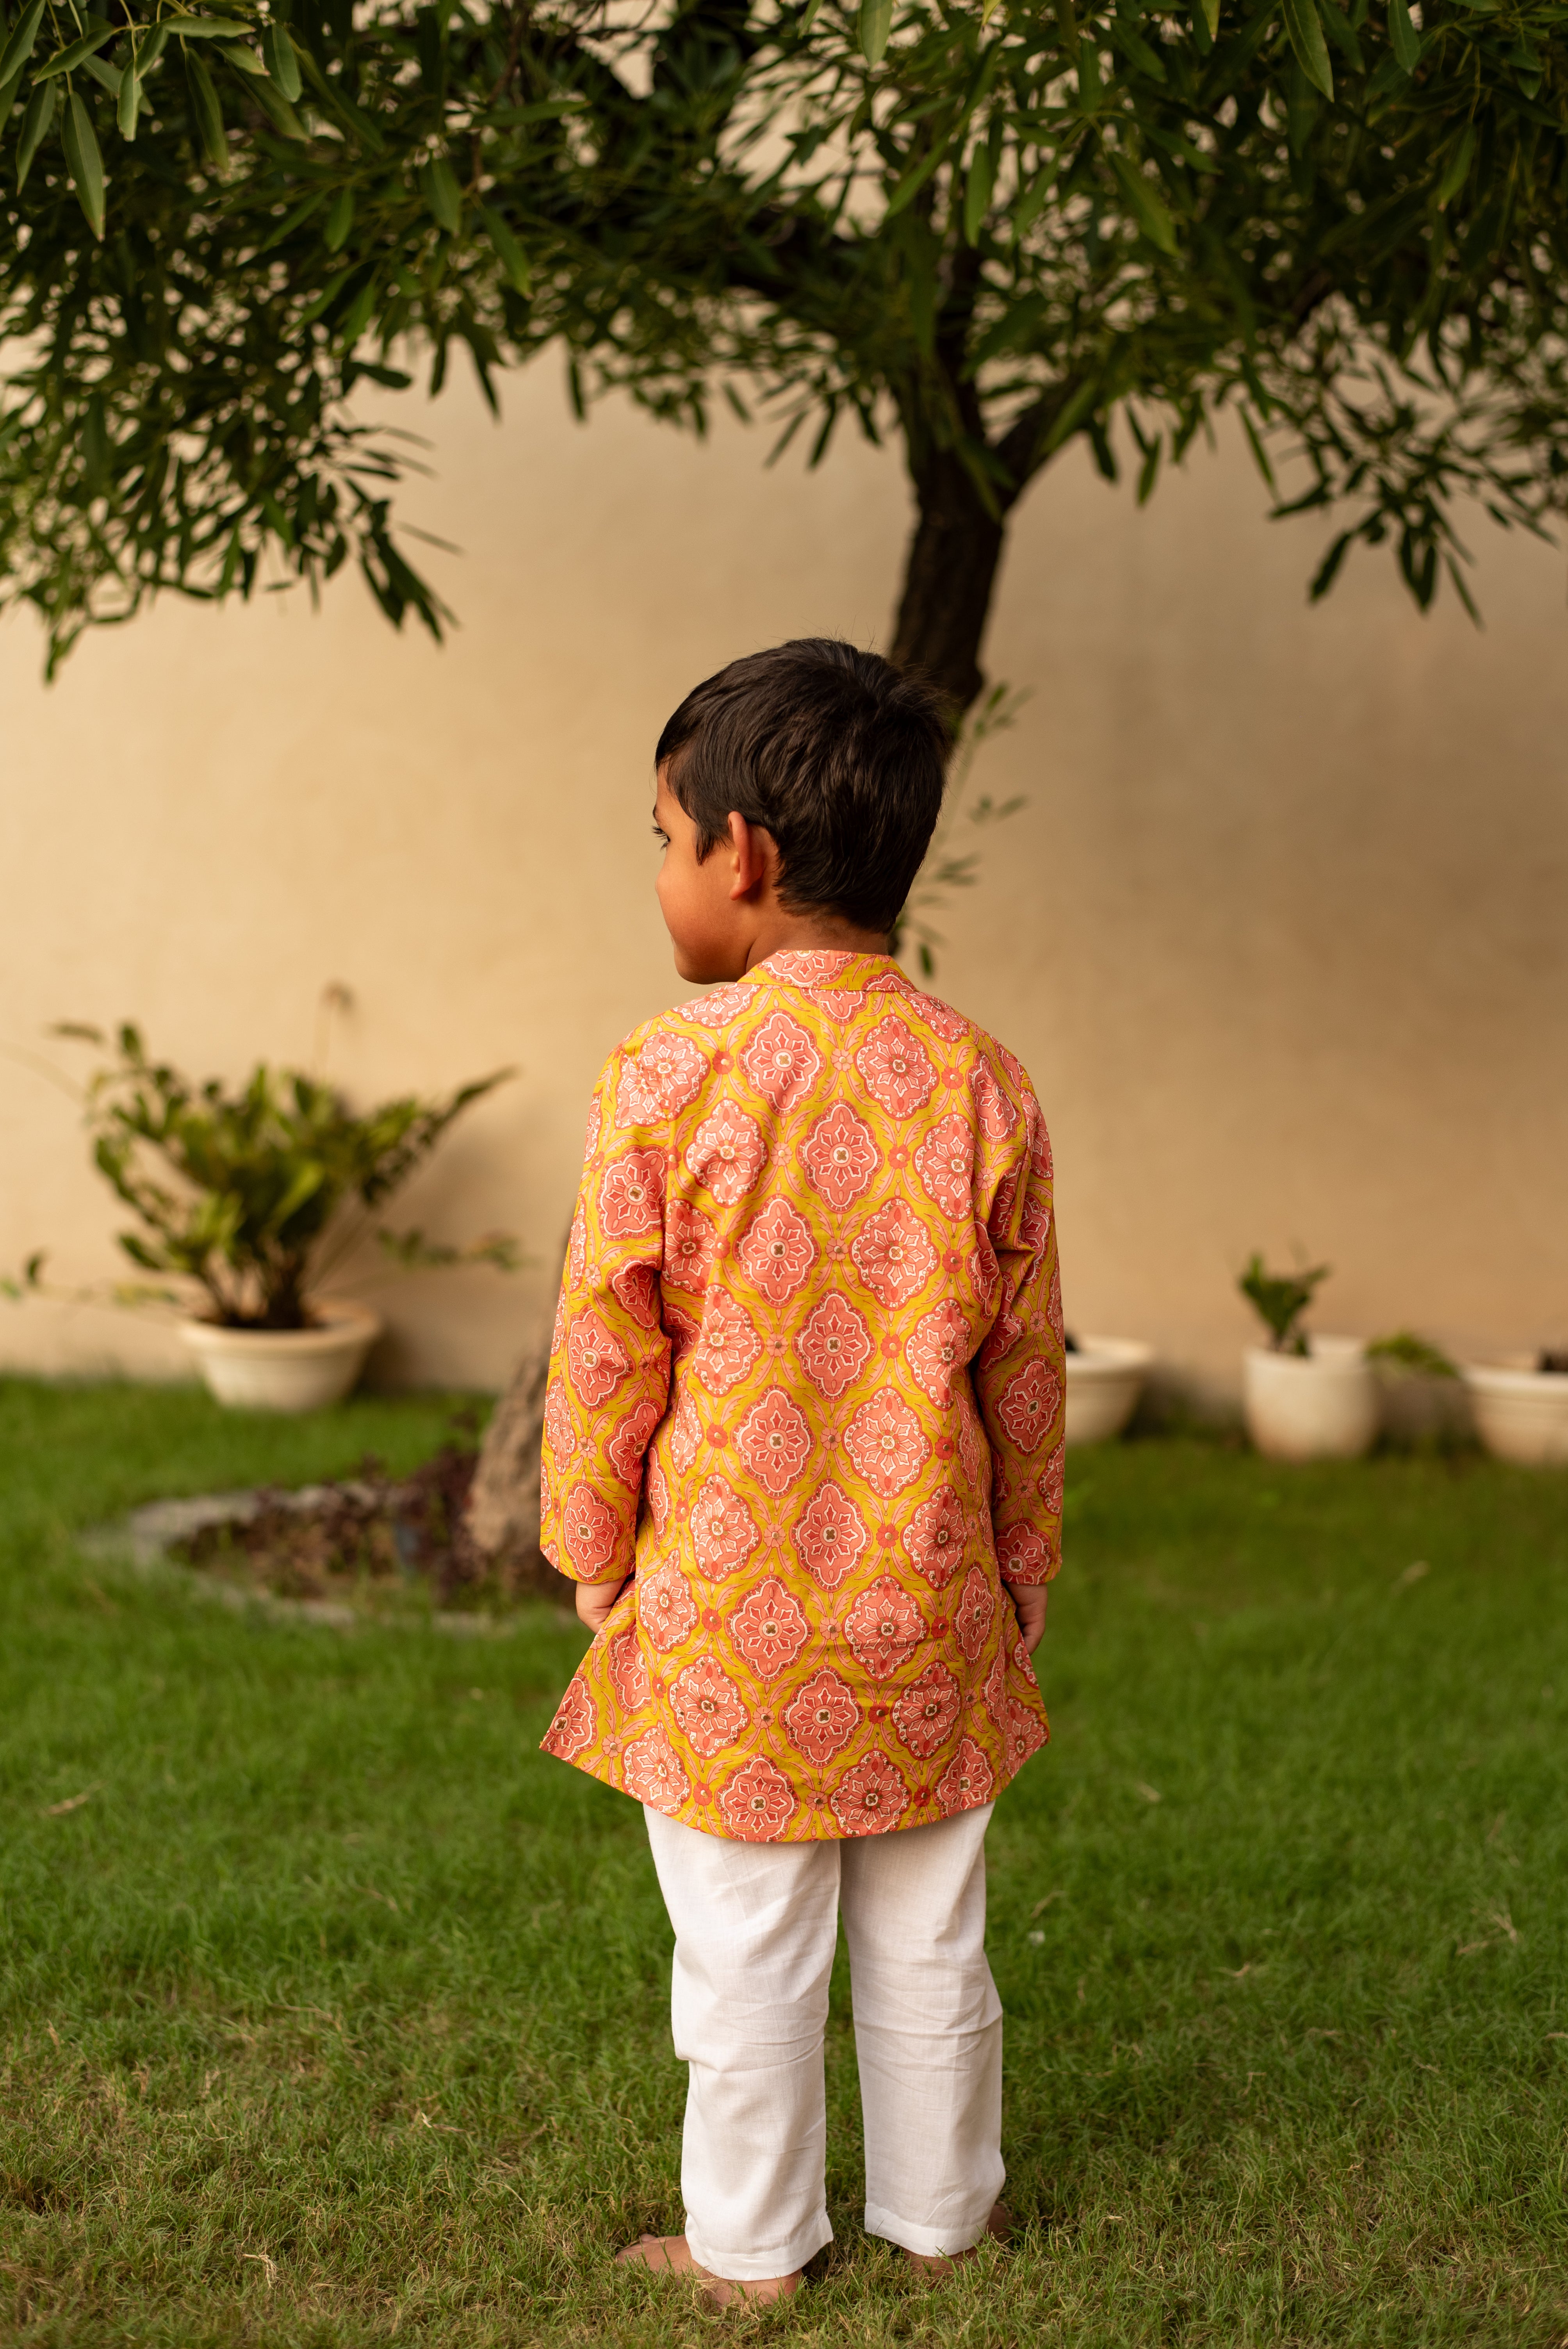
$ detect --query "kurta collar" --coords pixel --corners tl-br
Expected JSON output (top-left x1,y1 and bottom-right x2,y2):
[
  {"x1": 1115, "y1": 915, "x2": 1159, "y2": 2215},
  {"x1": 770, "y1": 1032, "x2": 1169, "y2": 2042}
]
[{"x1": 743, "y1": 949, "x2": 904, "y2": 991}]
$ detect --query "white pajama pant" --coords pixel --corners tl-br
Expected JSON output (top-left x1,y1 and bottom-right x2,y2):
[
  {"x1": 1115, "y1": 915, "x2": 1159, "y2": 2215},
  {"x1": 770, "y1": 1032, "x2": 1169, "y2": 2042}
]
[{"x1": 643, "y1": 1801, "x2": 1003, "y2": 2283}]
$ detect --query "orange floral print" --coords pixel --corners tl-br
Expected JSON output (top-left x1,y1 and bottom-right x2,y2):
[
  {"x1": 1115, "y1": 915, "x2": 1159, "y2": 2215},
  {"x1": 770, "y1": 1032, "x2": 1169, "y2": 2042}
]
[{"x1": 540, "y1": 950, "x2": 1064, "y2": 1842}]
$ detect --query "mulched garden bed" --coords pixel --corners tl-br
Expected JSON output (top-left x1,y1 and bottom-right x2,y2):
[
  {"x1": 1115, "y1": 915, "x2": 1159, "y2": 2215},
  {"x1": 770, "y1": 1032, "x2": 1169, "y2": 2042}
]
[{"x1": 98, "y1": 1434, "x2": 563, "y2": 1628}]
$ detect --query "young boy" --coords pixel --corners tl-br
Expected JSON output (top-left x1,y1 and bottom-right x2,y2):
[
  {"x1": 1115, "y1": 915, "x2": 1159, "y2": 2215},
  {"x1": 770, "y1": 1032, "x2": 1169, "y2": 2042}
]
[{"x1": 539, "y1": 639, "x2": 1064, "y2": 2306}]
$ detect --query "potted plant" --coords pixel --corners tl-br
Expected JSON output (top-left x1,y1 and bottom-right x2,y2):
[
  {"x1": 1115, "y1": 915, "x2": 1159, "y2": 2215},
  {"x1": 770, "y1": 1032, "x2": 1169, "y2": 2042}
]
[
  {"x1": 10, "y1": 1022, "x2": 518, "y2": 1412},
  {"x1": 1238, "y1": 1256, "x2": 1378, "y2": 1462},
  {"x1": 1366, "y1": 1330, "x2": 1470, "y2": 1449},
  {"x1": 1462, "y1": 1343, "x2": 1568, "y2": 1465},
  {"x1": 1063, "y1": 1332, "x2": 1156, "y2": 1446}
]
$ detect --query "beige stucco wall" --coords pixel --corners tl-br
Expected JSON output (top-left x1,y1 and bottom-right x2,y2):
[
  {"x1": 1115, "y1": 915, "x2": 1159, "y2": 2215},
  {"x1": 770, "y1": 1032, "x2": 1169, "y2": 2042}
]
[{"x1": 2, "y1": 361, "x2": 1565, "y2": 1402}]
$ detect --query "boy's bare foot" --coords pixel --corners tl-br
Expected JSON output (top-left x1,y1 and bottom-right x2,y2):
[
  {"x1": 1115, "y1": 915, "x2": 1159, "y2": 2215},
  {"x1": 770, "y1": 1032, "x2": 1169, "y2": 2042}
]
[
  {"x1": 903, "y1": 2203, "x2": 1011, "y2": 2281},
  {"x1": 615, "y1": 2233, "x2": 803, "y2": 2308}
]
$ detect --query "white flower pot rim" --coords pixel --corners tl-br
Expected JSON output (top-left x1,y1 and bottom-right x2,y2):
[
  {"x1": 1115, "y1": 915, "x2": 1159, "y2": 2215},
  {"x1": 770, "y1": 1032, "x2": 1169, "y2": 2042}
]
[
  {"x1": 1244, "y1": 1333, "x2": 1367, "y2": 1369},
  {"x1": 1462, "y1": 1359, "x2": 1568, "y2": 1392},
  {"x1": 1067, "y1": 1335, "x2": 1155, "y2": 1373},
  {"x1": 179, "y1": 1302, "x2": 382, "y2": 1355}
]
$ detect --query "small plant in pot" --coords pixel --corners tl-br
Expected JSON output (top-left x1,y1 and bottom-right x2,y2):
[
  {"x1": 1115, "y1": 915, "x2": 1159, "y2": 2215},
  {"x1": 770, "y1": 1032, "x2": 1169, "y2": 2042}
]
[
  {"x1": 10, "y1": 1022, "x2": 519, "y2": 1411},
  {"x1": 1238, "y1": 1255, "x2": 1378, "y2": 1462},
  {"x1": 1461, "y1": 1333, "x2": 1568, "y2": 1466},
  {"x1": 1365, "y1": 1330, "x2": 1470, "y2": 1450}
]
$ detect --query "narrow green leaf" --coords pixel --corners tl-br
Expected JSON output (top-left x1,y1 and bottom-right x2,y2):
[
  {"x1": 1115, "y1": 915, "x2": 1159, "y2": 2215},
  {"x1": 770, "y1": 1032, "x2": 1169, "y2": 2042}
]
[
  {"x1": 324, "y1": 185, "x2": 354, "y2": 249},
  {"x1": 1076, "y1": 39, "x2": 1102, "y2": 109},
  {"x1": 116, "y1": 60, "x2": 139, "y2": 137},
  {"x1": 1387, "y1": 0, "x2": 1419, "y2": 71},
  {"x1": 34, "y1": 26, "x2": 117, "y2": 80},
  {"x1": 295, "y1": 264, "x2": 352, "y2": 326},
  {"x1": 82, "y1": 53, "x2": 121, "y2": 95},
  {"x1": 164, "y1": 16, "x2": 251, "y2": 37},
  {"x1": 882, "y1": 135, "x2": 947, "y2": 217},
  {"x1": 421, "y1": 153, "x2": 461, "y2": 234},
  {"x1": 62, "y1": 90, "x2": 105, "y2": 237},
  {"x1": 185, "y1": 46, "x2": 228, "y2": 171},
  {"x1": 0, "y1": 0, "x2": 45, "y2": 87},
  {"x1": 1043, "y1": 378, "x2": 1099, "y2": 453},
  {"x1": 479, "y1": 203, "x2": 531, "y2": 294},
  {"x1": 1317, "y1": 0, "x2": 1364, "y2": 70},
  {"x1": 1280, "y1": 0, "x2": 1334, "y2": 99},
  {"x1": 800, "y1": 0, "x2": 823, "y2": 27},
  {"x1": 0, "y1": 63, "x2": 26, "y2": 133},
  {"x1": 1110, "y1": 152, "x2": 1178, "y2": 252},
  {"x1": 263, "y1": 20, "x2": 301, "y2": 99},
  {"x1": 247, "y1": 72, "x2": 305, "y2": 136},
  {"x1": 16, "y1": 77, "x2": 54, "y2": 188},
  {"x1": 858, "y1": 0, "x2": 892, "y2": 66},
  {"x1": 339, "y1": 272, "x2": 378, "y2": 347},
  {"x1": 962, "y1": 143, "x2": 994, "y2": 242},
  {"x1": 1011, "y1": 159, "x2": 1060, "y2": 239},
  {"x1": 1053, "y1": 0, "x2": 1080, "y2": 59},
  {"x1": 1199, "y1": 0, "x2": 1220, "y2": 38},
  {"x1": 1435, "y1": 122, "x2": 1475, "y2": 206}
]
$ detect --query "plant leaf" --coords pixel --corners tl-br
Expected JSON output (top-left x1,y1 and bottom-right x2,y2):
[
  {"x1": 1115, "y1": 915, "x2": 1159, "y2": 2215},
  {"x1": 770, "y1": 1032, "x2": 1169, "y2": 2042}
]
[
  {"x1": 263, "y1": 20, "x2": 301, "y2": 99},
  {"x1": 324, "y1": 185, "x2": 355, "y2": 249},
  {"x1": 185, "y1": 46, "x2": 228, "y2": 172},
  {"x1": 1386, "y1": 0, "x2": 1419, "y2": 70},
  {"x1": 1280, "y1": 0, "x2": 1334, "y2": 99},
  {"x1": 1435, "y1": 122, "x2": 1475, "y2": 207},
  {"x1": 1111, "y1": 153, "x2": 1178, "y2": 252},
  {"x1": 164, "y1": 16, "x2": 251, "y2": 37},
  {"x1": 0, "y1": 0, "x2": 46, "y2": 88},
  {"x1": 962, "y1": 142, "x2": 994, "y2": 242},
  {"x1": 421, "y1": 153, "x2": 462, "y2": 233},
  {"x1": 859, "y1": 0, "x2": 892, "y2": 67},
  {"x1": 34, "y1": 27, "x2": 117, "y2": 81},
  {"x1": 247, "y1": 73, "x2": 305, "y2": 137},
  {"x1": 16, "y1": 78, "x2": 55, "y2": 189},
  {"x1": 479, "y1": 203, "x2": 531, "y2": 293},
  {"x1": 63, "y1": 96, "x2": 106, "y2": 238}
]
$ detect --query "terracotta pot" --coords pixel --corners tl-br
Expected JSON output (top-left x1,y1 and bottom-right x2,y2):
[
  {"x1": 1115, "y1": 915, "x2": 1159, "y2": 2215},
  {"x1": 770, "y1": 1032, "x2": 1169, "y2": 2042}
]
[
  {"x1": 1242, "y1": 1335, "x2": 1378, "y2": 1462},
  {"x1": 1064, "y1": 1337, "x2": 1154, "y2": 1446},
  {"x1": 178, "y1": 1301, "x2": 382, "y2": 1412},
  {"x1": 1462, "y1": 1360, "x2": 1568, "y2": 1465}
]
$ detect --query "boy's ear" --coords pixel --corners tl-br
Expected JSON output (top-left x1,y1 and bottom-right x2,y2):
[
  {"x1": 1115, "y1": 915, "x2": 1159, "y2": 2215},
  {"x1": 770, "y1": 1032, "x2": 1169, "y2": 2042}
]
[{"x1": 727, "y1": 811, "x2": 773, "y2": 901}]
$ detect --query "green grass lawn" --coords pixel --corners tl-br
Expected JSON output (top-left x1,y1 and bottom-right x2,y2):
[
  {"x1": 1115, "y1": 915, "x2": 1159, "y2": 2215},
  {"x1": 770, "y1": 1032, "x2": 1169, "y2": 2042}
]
[{"x1": 2, "y1": 1377, "x2": 1566, "y2": 2347}]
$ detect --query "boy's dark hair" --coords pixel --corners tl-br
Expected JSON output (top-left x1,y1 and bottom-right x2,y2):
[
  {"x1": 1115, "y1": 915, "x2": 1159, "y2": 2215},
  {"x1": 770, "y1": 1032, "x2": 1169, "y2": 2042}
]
[{"x1": 654, "y1": 640, "x2": 949, "y2": 936}]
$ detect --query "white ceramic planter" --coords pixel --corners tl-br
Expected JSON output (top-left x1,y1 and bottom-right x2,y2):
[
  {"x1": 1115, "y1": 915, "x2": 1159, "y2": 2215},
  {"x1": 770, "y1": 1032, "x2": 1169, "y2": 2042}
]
[
  {"x1": 178, "y1": 1301, "x2": 382, "y2": 1412},
  {"x1": 1243, "y1": 1335, "x2": 1378, "y2": 1462},
  {"x1": 1462, "y1": 1360, "x2": 1568, "y2": 1465},
  {"x1": 1064, "y1": 1337, "x2": 1154, "y2": 1445}
]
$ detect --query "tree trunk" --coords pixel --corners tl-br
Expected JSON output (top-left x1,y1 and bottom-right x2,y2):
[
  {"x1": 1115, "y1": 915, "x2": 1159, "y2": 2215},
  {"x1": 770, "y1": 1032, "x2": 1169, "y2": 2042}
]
[
  {"x1": 465, "y1": 1244, "x2": 563, "y2": 1590},
  {"x1": 470, "y1": 431, "x2": 1032, "y2": 1560},
  {"x1": 889, "y1": 449, "x2": 1009, "y2": 715}
]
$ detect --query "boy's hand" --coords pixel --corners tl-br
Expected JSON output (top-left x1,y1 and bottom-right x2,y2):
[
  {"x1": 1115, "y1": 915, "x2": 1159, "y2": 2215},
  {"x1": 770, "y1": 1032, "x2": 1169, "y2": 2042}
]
[
  {"x1": 575, "y1": 1576, "x2": 631, "y2": 1636},
  {"x1": 1003, "y1": 1580, "x2": 1048, "y2": 1654}
]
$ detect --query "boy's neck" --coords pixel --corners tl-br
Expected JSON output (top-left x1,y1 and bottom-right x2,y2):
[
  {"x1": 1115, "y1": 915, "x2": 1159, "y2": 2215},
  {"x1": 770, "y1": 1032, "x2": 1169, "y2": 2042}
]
[{"x1": 739, "y1": 910, "x2": 889, "y2": 975}]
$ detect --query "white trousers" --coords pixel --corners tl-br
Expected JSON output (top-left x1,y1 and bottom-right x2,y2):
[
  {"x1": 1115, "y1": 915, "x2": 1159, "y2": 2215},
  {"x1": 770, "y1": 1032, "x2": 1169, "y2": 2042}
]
[{"x1": 643, "y1": 1802, "x2": 1003, "y2": 2282}]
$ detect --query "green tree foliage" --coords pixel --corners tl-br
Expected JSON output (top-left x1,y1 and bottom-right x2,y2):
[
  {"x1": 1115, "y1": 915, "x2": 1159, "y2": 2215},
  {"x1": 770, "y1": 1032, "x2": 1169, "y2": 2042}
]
[{"x1": 0, "y1": 0, "x2": 1563, "y2": 690}]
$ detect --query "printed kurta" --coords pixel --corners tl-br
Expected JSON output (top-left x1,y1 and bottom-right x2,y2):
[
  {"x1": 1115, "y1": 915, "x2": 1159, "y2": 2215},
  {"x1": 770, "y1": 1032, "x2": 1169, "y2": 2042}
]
[{"x1": 539, "y1": 949, "x2": 1065, "y2": 1841}]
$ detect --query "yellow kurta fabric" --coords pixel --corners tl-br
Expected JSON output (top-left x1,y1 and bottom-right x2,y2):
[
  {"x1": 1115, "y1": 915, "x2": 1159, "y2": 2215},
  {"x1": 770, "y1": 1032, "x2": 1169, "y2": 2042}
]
[{"x1": 540, "y1": 950, "x2": 1065, "y2": 1841}]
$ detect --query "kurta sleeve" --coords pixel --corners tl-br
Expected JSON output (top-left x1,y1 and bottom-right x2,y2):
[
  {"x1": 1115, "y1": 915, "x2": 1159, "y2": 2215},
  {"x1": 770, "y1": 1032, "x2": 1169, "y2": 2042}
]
[
  {"x1": 969, "y1": 1083, "x2": 1066, "y2": 1589},
  {"x1": 539, "y1": 1044, "x2": 672, "y2": 1586}
]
